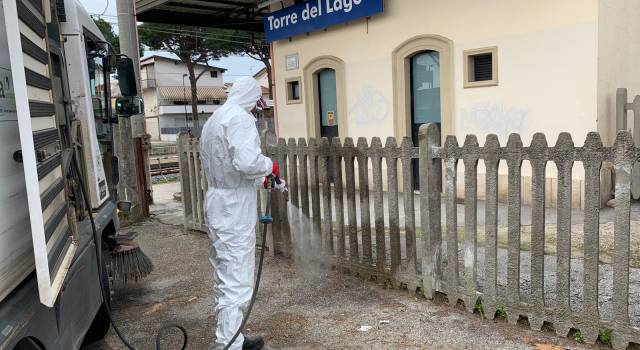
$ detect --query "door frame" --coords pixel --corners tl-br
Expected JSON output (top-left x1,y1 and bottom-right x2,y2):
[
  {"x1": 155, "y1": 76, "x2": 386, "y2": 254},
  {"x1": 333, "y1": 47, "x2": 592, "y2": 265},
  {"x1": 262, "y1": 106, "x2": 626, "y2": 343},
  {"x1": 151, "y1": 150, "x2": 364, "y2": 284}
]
[
  {"x1": 303, "y1": 55, "x2": 346, "y2": 139},
  {"x1": 392, "y1": 34, "x2": 454, "y2": 139}
]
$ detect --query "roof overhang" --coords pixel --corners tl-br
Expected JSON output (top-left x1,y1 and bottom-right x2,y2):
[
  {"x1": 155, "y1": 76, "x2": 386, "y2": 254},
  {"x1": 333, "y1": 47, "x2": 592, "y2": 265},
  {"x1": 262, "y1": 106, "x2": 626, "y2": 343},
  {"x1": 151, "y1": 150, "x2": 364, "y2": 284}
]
[{"x1": 135, "y1": 0, "x2": 266, "y2": 31}]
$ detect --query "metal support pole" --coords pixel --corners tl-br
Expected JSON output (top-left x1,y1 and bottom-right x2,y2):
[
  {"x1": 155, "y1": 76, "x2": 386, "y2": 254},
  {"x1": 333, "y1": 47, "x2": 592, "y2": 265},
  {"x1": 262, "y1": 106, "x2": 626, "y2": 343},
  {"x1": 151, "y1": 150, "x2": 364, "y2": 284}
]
[{"x1": 116, "y1": 0, "x2": 151, "y2": 215}]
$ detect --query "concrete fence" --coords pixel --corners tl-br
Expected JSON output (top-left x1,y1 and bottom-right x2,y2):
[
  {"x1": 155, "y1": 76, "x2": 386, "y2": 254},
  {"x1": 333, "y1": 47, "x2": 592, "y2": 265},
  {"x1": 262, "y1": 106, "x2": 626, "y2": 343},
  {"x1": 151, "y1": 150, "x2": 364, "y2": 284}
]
[
  {"x1": 178, "y1": 134, "x2": 206, "y2": 232},
  {"x1": 178, "y1": 126, "x2": 640, "y2": 349}
]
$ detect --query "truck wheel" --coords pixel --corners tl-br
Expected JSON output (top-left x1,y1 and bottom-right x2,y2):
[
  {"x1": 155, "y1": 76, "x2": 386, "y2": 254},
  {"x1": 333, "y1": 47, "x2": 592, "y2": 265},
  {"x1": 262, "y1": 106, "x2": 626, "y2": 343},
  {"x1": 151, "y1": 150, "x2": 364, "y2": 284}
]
[
  {"x1": 13, "y1": 337, "x2": 44, "y2": 350},
  {"x1": 83, "y1": 251, "x2": 112, "y2": 344},
  {"x1": 83, "y1": 303, "x2": 111, "y2": 344}
]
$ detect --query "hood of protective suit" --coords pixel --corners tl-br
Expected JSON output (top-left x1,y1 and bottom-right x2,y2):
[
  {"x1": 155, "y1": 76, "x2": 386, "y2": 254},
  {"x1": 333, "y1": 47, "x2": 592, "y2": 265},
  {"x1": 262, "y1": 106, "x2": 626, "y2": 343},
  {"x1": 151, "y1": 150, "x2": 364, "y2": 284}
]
[{"x1": 226, "y1": 77, "x2": 263, "y2": 112}]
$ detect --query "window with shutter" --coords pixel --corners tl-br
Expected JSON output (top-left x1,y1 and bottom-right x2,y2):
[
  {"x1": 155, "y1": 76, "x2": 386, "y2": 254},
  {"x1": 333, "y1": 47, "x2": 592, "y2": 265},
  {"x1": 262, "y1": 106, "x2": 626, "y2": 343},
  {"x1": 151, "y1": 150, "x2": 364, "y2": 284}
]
[
  {"x1": 463, "y1": 47, "x2": 498, "y2": 88},
  {"x1": 473, "y1": 53, "x2": 492, "y2": 81}
]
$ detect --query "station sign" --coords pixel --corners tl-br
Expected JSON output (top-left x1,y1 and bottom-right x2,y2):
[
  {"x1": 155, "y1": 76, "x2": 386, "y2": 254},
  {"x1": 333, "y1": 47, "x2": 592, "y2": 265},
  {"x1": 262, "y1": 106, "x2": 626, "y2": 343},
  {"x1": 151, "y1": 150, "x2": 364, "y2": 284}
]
[{"x1": 264, "y1": 0, "x2": 384, "y2": 43}]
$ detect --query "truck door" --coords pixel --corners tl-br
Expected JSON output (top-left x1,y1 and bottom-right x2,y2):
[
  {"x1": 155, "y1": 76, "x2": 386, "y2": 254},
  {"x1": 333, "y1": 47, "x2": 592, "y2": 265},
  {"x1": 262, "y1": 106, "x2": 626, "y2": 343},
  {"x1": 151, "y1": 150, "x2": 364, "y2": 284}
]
[{"x1": 2, "y1": 0, "x2": 76, "y2": 307}]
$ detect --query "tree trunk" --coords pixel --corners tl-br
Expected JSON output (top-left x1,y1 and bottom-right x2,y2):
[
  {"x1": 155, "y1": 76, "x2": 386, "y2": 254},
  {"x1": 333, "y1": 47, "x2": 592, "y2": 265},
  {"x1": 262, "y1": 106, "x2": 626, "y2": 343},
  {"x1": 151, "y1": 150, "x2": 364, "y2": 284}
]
[
  {"x1": 265, "y1": 58, "x2": 273, "y2": 100},
  {"x1": 186, "y1": 63, "x2": 200, "y2": 129}
]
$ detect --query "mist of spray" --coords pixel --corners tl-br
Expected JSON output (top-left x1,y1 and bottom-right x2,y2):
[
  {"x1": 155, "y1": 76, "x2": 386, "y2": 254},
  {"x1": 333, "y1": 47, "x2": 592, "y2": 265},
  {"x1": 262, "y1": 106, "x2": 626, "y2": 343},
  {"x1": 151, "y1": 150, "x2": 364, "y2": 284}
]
[{"x1": 287, "y1": 202, "x2": 327, "y2": 275}]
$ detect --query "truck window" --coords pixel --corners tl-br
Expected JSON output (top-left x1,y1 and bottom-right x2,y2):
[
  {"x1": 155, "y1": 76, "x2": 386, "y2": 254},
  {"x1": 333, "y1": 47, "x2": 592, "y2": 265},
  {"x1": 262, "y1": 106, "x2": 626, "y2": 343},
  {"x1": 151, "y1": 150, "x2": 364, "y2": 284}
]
[{"x1": 87, "y1": 56, "x2": 107, "y2": 120}]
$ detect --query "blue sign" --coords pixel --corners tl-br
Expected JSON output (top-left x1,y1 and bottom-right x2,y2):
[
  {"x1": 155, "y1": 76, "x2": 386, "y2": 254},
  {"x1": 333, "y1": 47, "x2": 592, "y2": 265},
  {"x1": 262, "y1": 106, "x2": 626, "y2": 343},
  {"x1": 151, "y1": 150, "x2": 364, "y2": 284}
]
[{"x1": 264, "y1": 0, "x2": 384, "y2": 43}]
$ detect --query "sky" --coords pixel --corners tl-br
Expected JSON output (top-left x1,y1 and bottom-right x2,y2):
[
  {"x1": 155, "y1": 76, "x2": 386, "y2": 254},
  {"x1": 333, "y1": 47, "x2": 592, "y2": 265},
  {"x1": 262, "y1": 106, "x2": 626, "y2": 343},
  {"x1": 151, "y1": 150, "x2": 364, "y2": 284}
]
[{"x1": 77, "y1": 0, "x2": 265, "y2": 83}]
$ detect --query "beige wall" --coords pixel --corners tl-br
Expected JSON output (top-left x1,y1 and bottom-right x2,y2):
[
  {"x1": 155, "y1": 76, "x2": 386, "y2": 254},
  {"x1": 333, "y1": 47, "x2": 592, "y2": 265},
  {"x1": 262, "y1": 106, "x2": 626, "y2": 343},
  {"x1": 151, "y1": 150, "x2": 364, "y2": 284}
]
[
  {"x1": 271, "y1": 0, "x2": 603, "y2": 207},
  {"x1": 597, "y1": 0, "x2": 640, "y2": 146},
  {"x1": 273, "y1": 0, "x2": 598, "y2": 149}
]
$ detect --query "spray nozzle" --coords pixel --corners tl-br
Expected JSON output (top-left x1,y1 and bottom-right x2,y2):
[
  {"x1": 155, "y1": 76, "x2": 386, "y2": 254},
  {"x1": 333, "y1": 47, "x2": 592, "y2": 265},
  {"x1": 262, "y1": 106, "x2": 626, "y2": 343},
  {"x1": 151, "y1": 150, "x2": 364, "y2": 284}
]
[{"x1": 265, "y1": 174, "x2": 289, "y2": 201}]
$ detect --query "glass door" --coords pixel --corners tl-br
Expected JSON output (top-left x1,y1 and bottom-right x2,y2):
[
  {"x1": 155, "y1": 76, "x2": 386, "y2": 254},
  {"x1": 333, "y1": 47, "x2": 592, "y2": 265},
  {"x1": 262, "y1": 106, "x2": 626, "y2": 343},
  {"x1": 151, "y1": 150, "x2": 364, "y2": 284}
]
[{"x1": 410, "y1": 51, "x2": 441, "y2": 188}]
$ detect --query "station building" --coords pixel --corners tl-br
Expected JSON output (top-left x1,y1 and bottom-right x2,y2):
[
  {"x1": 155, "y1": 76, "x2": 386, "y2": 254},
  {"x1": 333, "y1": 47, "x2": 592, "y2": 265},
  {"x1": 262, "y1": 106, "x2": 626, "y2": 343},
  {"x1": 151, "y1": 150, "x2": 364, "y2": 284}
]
[{"x1": 266, "y1": 0, "x2": 640, "y2": 207}]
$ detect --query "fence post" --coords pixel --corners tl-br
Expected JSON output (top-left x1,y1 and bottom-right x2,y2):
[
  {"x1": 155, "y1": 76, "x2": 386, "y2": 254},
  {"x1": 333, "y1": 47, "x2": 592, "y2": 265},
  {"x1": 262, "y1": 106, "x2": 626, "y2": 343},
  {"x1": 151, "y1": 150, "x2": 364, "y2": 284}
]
[
  {"x1": 277, "y1": 138, "x2": 291, "y2": 256},
  {"x1": 505, "y1": 134, "x2": 524, "y2": 323},
  {"x1": 308, "y1": 139, "x2": 322, "y2": 250},
  {"x1": 298, "y1": 138, "x2": 311, "y2": 252},
  {"x1": 344, "y1": 138, "x2": 359, "y2": 265},
  {"x1": 287, "y1": 138, "x2": 299, "y2": 258},
  {"x1": 264, "y1": 137, "x2": 286, "y2": 256},
  {"x1": 384, "y1": 137, "x2": 401, "y2": 283},
  {"x1": 319, "y1": 138, "x2": 333, "y2": 255},
  {"x1": 178, "y1": 132, "x2": 193, "y2": 230},
  {"x1": 443, "y1": 135, "x2": 460, "y2": 305},
  {"x1": 332, "y1": 138, "x2": 346, "y2": 265},
  {"x1": 370, "y1": 138, "x2": 385, "y2": 275},
  {"x1": 420, "y1": 123, "x2": 441, "y2": 299},
  {"x1": 261, "y1": 129, "x2": 278, "y2": 256},
  {"x1": 580, "y1": 132, "x2": 604, "y2": 343},
  {"x1": 528, "y1": 133, "x2": 548, "y2": 330},
  {"x1": 612, "y1": 131, "x2": 633, "y2": 350},
  {"x1": 356, "y1": 138, "x2": 372, "y2": 267},
  {"x1": 193, "y1": 139, "x2": 203, "y2": 228},
  {"x1": 462, "y1": 135, "x2": 479, "y2": 312},
  {"x1": 552, "y1": 133, "x2": 575, "y2": 336},
  {"x1": 400, "y1": 137, "x2": 417, "y2": 283},
  {"x1": 482, "y1": 134, "x2": 500, "y2": 318}
]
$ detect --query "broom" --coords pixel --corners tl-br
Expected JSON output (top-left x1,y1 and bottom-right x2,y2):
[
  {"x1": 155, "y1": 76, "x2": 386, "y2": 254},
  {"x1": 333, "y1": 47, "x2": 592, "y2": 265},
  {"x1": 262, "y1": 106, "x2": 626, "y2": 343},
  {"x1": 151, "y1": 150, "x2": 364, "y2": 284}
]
[{"x1": 108, "y1": 231, "x2": 154, "y2": 285}]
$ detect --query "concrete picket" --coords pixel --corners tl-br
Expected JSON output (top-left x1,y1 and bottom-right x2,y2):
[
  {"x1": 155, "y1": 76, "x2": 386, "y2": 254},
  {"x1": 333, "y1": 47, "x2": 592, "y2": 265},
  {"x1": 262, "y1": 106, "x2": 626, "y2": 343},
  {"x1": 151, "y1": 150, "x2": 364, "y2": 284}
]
[{"x1": 357, "y1": 138, "x2": 373, "y2": 266}]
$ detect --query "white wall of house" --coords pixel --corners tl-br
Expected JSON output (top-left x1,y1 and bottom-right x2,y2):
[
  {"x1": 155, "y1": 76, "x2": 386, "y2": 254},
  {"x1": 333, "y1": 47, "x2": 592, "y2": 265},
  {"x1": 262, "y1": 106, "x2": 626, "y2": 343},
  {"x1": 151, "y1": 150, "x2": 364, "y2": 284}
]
[
  {"x1": 254, "y1": 68, "x2": 269, "y2": 88},
  {"x1": 141, "y1": 56, "x2": 226, "y2": 140},
  {"x1": 144, "y1": 57, "x2": 225, "y2": 87}
]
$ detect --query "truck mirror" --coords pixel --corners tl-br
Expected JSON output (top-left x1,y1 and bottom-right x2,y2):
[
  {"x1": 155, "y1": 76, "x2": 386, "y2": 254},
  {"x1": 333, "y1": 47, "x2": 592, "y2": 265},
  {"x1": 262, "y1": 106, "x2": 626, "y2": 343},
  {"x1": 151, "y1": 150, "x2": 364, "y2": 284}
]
[
  {"x1": 115, "y1": 96, "x2": 142, "y2": 117},
  {"x1": 117, "y1": 200, "x2": 133, "y2": 213},
  {"x1": 117, "y1": 56, "x2": 137, "y2": 97}
]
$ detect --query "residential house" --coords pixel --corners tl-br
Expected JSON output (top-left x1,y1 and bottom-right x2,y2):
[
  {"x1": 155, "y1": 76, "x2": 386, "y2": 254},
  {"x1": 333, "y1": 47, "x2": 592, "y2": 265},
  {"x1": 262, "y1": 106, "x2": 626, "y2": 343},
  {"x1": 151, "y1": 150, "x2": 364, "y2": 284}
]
[
  {"x1": 253, "y1": 67, "x2": 272, "y2": 101},
  {"x1": 140, "y1": 55, "x2": 227, "y2": 141}
]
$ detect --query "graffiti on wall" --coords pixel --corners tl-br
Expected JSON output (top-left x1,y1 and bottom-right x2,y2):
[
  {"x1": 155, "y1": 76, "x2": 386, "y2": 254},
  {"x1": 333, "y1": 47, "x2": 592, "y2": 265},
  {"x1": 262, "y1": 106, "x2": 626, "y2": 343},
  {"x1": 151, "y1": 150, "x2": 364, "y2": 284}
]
[
  {"x1": 349, "y1": 86, "x2": 390, "y2": 125},
  {"x1": 461, "y1": 102, "x2": 527, "y2": 141}
]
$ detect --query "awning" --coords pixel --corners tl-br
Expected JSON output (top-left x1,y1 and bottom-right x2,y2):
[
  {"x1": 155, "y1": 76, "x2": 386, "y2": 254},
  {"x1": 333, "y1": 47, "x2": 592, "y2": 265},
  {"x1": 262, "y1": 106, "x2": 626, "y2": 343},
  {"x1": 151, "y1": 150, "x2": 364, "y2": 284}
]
[
  {"x1": 136, "y1": 0, "x2": 266, "y2": 31},
  {"x1": 158, "y1": 86, "x2": 227, "y2": 102}
]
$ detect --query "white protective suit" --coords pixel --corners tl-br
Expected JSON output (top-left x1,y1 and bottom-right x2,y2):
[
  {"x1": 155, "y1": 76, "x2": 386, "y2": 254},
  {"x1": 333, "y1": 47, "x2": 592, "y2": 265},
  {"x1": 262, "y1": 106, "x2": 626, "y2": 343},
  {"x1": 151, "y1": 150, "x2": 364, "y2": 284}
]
[{"x1": 200, "y1": 77, "x2": 273, "y2": 350}]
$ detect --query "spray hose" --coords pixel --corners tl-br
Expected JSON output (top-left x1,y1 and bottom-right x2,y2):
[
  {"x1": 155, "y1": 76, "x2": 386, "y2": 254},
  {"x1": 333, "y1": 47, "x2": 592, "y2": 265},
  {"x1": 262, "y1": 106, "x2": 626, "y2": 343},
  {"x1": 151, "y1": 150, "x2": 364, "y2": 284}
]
[
  {"x1": 221, "y1": 175, "x2": 276, "y2": 350},
  {"x1": 76, "y1": 147, "x2": 274, "y2": 349}
]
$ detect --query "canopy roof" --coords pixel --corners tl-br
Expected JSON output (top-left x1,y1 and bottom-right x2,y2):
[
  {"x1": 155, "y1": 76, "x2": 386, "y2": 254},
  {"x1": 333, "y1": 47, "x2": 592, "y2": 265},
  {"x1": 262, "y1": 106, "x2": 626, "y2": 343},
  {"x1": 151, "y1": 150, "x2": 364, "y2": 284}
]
[{"x1": 136, "y1": 0, "x2": 267, "y2": 31}]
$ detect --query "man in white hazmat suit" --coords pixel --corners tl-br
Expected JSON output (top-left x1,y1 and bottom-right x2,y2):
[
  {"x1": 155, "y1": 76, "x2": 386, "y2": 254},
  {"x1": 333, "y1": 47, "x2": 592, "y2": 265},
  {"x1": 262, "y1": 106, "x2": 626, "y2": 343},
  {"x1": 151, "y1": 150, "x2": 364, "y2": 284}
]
[{"x1": 200, "y1": 77, "x2": 285, "y2": 350}]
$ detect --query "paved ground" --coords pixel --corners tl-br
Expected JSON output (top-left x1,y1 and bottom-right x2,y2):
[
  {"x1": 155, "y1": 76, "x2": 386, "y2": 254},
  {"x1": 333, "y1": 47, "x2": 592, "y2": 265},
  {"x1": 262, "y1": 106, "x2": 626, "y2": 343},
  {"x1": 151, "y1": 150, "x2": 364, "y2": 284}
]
[{"x1": 82, "y1": 182, "x2": 611, "y2": 350}]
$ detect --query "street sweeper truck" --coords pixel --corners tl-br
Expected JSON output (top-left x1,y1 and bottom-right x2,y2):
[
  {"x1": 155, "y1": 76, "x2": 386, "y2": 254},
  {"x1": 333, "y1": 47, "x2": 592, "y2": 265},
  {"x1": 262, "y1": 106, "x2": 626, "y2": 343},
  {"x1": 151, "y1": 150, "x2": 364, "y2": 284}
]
[{"x1": 0, "y1": 0, "x2": 145, "y2": 348}]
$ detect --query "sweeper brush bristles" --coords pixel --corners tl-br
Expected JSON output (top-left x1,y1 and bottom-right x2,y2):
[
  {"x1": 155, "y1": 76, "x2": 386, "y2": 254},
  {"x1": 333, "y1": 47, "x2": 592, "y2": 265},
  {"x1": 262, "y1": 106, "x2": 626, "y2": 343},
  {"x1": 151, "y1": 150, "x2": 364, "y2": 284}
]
[{"x1": 110, "y1": 241, "x2": 154, "y2": 285}]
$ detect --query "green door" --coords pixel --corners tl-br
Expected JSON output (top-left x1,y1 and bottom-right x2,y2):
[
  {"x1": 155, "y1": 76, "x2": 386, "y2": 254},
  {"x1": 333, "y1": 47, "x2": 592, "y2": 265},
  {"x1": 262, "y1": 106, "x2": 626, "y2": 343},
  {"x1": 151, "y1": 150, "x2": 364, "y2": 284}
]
[
  {"x1": 318, "y1": 68, "x2": 338, "y2": 141},
  {"x1": 318, "y1": 68, "x2": 338, "y2": 181}
]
